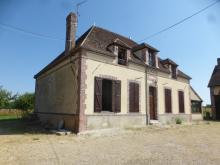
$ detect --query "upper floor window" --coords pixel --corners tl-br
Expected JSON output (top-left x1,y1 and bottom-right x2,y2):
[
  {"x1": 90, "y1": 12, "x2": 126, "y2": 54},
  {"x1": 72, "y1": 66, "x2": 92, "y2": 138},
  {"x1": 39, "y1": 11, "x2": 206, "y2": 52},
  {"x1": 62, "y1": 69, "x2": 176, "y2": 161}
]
[
  {"x1": 171, "y1": 65, "x2": 177, "y2": 79},
  {"x1": 118, "y1": 47, "x2": 127, "y2": 65},
  {"x1": 149, "y1": 51, "x2": 156, "y2": 67}
]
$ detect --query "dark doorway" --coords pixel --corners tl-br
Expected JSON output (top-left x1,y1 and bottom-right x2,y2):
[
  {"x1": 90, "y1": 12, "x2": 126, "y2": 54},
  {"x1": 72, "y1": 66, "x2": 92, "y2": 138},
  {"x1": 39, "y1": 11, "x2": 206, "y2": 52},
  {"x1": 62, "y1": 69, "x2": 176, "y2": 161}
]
[
  {"x1": 149, "y1": 86, "x2": 157, "y2": 120},
  {"x1": 102, "y1": 79, "x2": 113, "y2": 111},
  {"x1": 214, "y1": 95, "x2": 220, "y2": 120}
]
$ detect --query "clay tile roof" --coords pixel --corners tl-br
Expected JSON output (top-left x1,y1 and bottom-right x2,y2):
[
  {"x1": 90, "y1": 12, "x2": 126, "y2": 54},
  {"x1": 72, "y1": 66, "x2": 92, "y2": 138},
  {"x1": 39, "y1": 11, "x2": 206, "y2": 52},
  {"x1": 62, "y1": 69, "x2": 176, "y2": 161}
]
[
  {"x1": 34, "y1": 25, "x2": 191, "y2": 80},
  {"x1": 81, "y1": 26, "x2": 137, "y2": 50},
  {"x1": 208, "y1": 64, "x2": 220, "y2": 87}
]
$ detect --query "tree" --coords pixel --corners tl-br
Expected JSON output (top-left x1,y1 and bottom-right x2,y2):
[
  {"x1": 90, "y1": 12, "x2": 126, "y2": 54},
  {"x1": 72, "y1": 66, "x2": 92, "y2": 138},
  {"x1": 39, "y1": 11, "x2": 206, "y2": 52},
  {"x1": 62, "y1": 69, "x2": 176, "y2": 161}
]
[
  {"x1": 14, "y1": 93, "x2": 35, "y2": 111},
  {"x1": 0, "y1": 86, "x2": 12, "y2": 109}
]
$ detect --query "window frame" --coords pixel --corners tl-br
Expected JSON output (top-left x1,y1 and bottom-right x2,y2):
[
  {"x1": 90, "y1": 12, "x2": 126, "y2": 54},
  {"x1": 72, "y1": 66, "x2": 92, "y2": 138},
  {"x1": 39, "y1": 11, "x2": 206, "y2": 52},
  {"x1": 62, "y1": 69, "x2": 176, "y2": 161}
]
[{"x1": 164, "y1": 88, "x2": 172, "y2": 113}]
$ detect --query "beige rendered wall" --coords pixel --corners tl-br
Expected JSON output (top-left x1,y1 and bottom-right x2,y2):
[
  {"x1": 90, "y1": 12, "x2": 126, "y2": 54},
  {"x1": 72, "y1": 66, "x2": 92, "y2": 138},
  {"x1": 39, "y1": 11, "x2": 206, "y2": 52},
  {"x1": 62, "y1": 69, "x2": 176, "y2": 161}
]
[
  {"x1": 190, "y1": 88, "x2": 202, "y2": 101},
  {"x1": 157, "y1": 76, "x2": 191, "y2": 115},
  {"x1": 84, "y1": 51, "x2": 146, "y2": 115},
  {"x1": 35, "y1": 55, "x2": 80, "y2": 115}
]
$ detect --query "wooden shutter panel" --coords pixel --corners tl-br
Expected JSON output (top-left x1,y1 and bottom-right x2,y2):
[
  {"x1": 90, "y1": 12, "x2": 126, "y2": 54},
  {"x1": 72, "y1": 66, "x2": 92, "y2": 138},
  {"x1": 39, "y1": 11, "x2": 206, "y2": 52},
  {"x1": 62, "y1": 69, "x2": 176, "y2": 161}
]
[
  {"x1": 178, "y1": 91, "x2": 185, "y2": 113},
  {"x1": 165, "y1": 89, "x2": 172, "y2": 113},
  {"x1": 129, "y1": 82, "x2": 139, "y2": 113},
  {"x1": 134, "y1": 83, "x2": 139, "y2": 112},
  {"x1": 94, "y1": 77, "x2": 102, "y2": 112},
  {"x1": 114, "y1": 80, "x2": 121, "y2": 113}
]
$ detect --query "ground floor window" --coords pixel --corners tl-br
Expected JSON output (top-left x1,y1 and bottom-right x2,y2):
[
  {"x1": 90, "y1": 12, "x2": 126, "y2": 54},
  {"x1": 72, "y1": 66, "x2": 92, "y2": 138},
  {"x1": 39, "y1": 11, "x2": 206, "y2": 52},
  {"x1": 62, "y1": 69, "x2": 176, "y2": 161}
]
[
  {"x1": 94, "y1": 77, "x2": 121, "y2": 113},
  {"x1": 191, "y1": 101, "x2": 202, "y2": 113},
  {"x1": 165, "y1": 88, "x2": 172, "y2": 113},
  {"x1": 129, "y1": 82, "x2": 139, "y2": 113},
  {"x1": 178, "y1": 91, "x2": 185, "y2": 113}
]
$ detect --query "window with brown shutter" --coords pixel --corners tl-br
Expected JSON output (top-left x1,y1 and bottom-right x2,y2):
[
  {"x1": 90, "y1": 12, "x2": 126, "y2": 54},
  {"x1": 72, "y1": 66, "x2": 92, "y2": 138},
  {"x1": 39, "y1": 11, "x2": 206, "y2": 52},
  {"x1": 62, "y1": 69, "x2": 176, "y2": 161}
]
[
  {"x1": 178, "y1": 91, "x2": 185, "y2": 113},
  {"x1": 165, "y1": 88, "x2": 172, "y2": 113},
  {"x1": 94, "y1": 77, "x2": 102, "y2": 112},
  {"x1": 129, "y1": 82, "x2": 139, "y2": 113},
  {"x1": 94, "y1": 77, "x2": 121, "y2": 113}
]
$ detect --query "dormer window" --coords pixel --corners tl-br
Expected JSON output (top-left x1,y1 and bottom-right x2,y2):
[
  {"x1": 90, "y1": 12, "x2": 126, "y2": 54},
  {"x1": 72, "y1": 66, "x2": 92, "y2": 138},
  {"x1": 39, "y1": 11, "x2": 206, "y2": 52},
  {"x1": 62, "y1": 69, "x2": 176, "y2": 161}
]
[
  {"x1": 149, "y1": 51, "x2": 156, "y2": 67},
  {"x1": 118, "y1": 47, "x2": 127, "y2": 65},
  {"x1": 171, "y1": 65, "x2": 177, "y2": 79}
]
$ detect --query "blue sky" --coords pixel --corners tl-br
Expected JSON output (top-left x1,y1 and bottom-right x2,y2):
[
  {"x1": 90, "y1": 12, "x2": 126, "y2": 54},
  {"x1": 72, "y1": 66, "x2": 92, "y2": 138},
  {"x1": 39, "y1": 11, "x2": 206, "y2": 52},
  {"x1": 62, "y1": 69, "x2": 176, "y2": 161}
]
[{"x1": 0, "y1": 0, "x2": 220, "y2": 104}]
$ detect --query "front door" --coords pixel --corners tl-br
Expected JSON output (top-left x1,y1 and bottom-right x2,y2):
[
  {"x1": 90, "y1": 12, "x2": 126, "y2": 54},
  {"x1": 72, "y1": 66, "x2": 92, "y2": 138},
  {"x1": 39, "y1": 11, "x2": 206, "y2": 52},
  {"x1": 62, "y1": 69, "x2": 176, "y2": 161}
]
[
  {"x1": 149, "y1": 87, "x2": 157, "y2": 120},
  {"x1": 215, "y1": 95, "x2": 220, "y2": 120}
]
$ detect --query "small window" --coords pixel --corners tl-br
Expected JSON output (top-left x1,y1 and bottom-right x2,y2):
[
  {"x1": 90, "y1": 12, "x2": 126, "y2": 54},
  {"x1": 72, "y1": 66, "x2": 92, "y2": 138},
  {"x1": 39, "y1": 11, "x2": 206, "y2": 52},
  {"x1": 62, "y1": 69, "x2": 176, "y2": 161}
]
[
  {"x1": 191, "y1": 101, "x2": 201, "y2": 113},
  {"x1": 149, "y1": 51, "x2": 155, "y2": 67},
  {"x1": 165, "y1": 88, "x2": 172, "y2": 113},
  {"x1": 178, "y1": 91, "x2": 185, "y2": 113},
  {"x1": 171, "y1": 65, "x2": 177, "y2": 79},
  {"x1": 118, "y1": 47, "x2": 127, "y2": 65}
]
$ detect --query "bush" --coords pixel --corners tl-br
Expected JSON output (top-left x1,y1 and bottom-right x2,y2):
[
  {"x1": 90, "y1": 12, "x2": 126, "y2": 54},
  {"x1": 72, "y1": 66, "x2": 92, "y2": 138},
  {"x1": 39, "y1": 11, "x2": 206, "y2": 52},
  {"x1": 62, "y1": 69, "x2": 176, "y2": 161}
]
[
  {"x1": 14, "y1": 93, "x2": 34, "y2": 111},
  {"x1": 175, "y1": 118, "x2": 182, "y2": 124}
]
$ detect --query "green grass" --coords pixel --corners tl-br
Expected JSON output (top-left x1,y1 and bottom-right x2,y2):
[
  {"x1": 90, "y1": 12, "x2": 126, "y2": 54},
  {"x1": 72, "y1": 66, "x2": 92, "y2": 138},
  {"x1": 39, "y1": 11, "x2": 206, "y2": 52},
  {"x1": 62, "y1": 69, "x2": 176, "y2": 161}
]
[{"x1": 0, "y1": 115, "x2": 21, "y2": 120}]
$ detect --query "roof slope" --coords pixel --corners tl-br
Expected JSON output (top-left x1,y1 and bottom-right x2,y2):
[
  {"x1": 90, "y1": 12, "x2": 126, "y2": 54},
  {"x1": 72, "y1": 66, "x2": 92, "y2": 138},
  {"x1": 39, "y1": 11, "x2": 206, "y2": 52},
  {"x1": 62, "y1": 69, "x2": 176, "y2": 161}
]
[
  {"x1": 208, "y1": 64, "x2": 220, "y2": 87},
  {"x1": 34, "y1": 26, "x2": 191, "y2": 80}
]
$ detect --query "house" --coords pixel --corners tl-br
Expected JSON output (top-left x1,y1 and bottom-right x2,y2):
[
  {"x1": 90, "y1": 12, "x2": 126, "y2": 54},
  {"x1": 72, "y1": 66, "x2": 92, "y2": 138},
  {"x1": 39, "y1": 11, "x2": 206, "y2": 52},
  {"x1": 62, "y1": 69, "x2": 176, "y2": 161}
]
[
  {"x1": 190, "y1": 86, "x2": 203, "y2": 120},
  {"x1": 34, "y1": 13, "x2": 199, "y2": 133},
  {"x1": 208, "y1": 58, "x2": 220, "y2": 120}
]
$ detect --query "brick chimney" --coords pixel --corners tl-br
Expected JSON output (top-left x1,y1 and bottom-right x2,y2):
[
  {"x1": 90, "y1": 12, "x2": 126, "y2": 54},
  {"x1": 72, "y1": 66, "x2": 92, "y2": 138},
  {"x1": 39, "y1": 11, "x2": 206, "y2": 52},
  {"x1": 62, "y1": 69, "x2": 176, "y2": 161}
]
[
  {"x1": 65, "y1": 12, "x2": 77, "y2": 55},
  {"x1": 217, "y1": 58, "x2": 220, "y2": 65}
]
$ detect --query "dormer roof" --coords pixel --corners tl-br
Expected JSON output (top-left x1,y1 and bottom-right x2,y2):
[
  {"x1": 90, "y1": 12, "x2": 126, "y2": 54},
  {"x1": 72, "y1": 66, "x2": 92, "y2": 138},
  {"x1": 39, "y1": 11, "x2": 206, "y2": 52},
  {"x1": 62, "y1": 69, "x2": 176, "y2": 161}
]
[{"x1": 132, "y1": 43, "x2": 159, "y2": 52}]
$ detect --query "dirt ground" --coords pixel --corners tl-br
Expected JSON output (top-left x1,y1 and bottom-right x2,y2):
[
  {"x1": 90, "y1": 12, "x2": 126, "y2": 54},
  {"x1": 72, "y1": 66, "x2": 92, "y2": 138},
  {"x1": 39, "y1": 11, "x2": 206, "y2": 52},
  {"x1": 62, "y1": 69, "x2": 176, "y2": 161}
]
[{"x1": 0, "y1": 120, "x2": 220, "y2": 165}]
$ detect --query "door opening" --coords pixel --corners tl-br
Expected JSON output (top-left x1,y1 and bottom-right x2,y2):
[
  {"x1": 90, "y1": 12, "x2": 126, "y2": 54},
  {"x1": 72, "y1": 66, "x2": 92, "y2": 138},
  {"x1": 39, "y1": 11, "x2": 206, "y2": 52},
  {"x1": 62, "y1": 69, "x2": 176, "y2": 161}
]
[
  {"x1": 102, "y1": 79, "x2": 113, "y2": 112},
  {"x1": 214, "y1": 95, "x2": 220, "y2": 120},
  {"x1": 149, "y1": 86, "x2": 157, "y2": 120}
]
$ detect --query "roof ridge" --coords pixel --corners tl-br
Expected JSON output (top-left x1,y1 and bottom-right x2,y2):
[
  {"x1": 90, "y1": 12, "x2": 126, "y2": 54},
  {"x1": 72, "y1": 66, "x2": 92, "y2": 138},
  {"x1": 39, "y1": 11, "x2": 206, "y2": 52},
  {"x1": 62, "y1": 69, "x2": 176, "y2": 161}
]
[{"x1": 93, "y1": 26, "x2": 138, "y2": 45}]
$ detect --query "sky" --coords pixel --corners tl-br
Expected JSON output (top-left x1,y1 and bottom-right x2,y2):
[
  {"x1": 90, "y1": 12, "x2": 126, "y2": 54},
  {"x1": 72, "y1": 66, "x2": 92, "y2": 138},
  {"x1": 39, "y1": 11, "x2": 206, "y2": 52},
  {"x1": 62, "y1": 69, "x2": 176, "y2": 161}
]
[{"x1": 0, "y1": 0, "x2": 220, "y2": 104}]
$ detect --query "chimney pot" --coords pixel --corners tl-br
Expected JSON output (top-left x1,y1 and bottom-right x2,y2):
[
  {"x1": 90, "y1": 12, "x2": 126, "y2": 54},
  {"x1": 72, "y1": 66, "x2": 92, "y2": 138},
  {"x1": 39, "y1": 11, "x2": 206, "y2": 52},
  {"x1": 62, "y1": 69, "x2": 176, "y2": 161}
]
[{"x1": 65, "y1": 12, "x2": 77, "y2": 55}]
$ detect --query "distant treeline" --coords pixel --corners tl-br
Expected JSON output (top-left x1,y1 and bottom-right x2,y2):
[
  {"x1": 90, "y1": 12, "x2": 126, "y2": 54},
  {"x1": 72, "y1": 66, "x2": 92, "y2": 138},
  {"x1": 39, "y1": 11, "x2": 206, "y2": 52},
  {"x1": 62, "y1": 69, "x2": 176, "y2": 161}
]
[{"x1": 0, "y1": 86, "x2": 34, "y2": 111}]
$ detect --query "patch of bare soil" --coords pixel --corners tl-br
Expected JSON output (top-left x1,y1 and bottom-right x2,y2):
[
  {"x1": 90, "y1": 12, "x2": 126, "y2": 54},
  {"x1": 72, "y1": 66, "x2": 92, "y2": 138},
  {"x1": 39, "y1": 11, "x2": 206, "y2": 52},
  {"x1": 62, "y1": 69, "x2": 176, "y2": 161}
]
[{"x1": 1, "y1": 122, "x2": 220, "y2": 165}]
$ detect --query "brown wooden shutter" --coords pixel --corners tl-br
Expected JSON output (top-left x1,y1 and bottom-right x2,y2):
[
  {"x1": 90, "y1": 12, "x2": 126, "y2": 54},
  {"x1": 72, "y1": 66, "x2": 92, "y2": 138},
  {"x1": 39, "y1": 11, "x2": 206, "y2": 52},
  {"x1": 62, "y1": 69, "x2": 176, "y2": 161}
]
[
  {"x1": 129, "y1": 83, "x2": 134, "y2": 112},
  {"x1": 165, "y1": 89, "x2": 172, "y2": 113},
  {"x1": 134, "y1": 83, "x2": 139, "y2": 112},
  {"x1": 178, "y1": 91, "x2": 185, "y2": 113},
  {"x1": 129, "y1": 82, "x2": 139, "y2": 113},
  {"x1": 114, "y1": 80, "x2": 121, "y2": 113},
  {"x1": 94, "y1": 77, "x2": 102, "y2": 112}
]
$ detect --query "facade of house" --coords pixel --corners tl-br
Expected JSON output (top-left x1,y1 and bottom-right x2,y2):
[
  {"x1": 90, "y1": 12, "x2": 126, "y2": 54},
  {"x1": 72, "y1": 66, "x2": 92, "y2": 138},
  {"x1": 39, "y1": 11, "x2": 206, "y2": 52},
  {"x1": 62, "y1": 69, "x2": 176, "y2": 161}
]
[
  {"x1": 208, "y1": 58, "x2": 220, "y2": 120},
  {"x1": 34, "y1": 13, "x2": 199, "y2": 133}
]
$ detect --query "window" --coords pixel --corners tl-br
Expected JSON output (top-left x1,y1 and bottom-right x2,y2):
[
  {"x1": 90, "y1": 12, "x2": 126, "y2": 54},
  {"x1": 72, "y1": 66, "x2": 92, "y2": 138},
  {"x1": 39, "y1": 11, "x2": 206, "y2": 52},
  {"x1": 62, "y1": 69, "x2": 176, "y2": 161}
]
[
  {"x1": 148, "y1": 51, "x2": 156, "y2": 67},
  {"x1": 129, "y1": 82, "x2": 139, "y2": 113},
  {"x1": 118, "y1": 47, "x2": 127, "y2": 65},
  {"x1": 165, "y1": 88, "x2": 172, "y2": 113},
  {"x1": 191, "y1": 101, "x2": 201, "y2": 113},
  {"x1": 171, "y1": 65, "x2": 177, "y2": 79},
  {"x1": 178, "y1": 91, "x2": 185, "y2": 113},
  {"x1": 94, "y1": 77, "x2": 121, "y2": 113}
]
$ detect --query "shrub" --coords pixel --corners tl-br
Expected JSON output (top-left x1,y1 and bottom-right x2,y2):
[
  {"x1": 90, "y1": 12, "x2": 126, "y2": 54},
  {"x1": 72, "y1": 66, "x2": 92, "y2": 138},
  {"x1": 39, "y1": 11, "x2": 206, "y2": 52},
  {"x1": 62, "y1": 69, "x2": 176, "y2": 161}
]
[{"x1": 175, "y1": 118, "x2": 182, "y2": 125}]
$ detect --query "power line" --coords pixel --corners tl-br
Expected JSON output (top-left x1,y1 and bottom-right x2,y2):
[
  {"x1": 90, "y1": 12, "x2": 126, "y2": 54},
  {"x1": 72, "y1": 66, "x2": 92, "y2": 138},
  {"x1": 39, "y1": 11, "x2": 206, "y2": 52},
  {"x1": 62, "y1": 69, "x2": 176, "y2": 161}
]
[
  {"x1": 138, "y1": 0, "x2": 220, "y2": 42},
  {"x1": 0, "y1": 22, "x2": 65, "y2": 41}
]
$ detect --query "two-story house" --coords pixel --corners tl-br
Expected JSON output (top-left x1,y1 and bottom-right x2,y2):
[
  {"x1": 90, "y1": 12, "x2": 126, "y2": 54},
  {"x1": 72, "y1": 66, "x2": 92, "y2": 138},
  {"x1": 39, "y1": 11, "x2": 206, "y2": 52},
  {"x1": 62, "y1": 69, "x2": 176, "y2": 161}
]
[{"x1": 34, "y1": 13, "x2": 196, "y2": 133}]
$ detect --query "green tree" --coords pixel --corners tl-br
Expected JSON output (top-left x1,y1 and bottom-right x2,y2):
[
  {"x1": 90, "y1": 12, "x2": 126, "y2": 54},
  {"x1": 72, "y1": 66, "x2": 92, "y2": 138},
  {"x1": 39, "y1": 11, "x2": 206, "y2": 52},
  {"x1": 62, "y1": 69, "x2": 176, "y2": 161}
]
[
  {"x1": 14, "y1": 93, "x2": 35, "y2": 111},
  {"x1": 0, "y1": 86, "x2": 12, "y2": 109}
]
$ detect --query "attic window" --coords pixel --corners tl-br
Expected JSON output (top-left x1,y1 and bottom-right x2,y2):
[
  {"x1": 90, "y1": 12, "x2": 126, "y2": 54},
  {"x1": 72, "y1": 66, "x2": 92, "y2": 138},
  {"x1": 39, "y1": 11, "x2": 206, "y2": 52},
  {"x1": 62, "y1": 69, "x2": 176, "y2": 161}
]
[
  {"x1": 149, "y1": 51, "x2": 156, "y2": 67},
  {"x1": 118, "y1": 47, "x2": 127, "y2": 65}
]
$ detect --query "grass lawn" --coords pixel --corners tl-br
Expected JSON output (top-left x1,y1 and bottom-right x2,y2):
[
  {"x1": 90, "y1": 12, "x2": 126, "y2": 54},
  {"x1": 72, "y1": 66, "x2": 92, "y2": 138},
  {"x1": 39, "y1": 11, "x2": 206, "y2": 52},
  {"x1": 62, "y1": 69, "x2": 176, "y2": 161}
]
[{"x1": 0, "y1": 115, "x2": 21, "y2": 120}]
